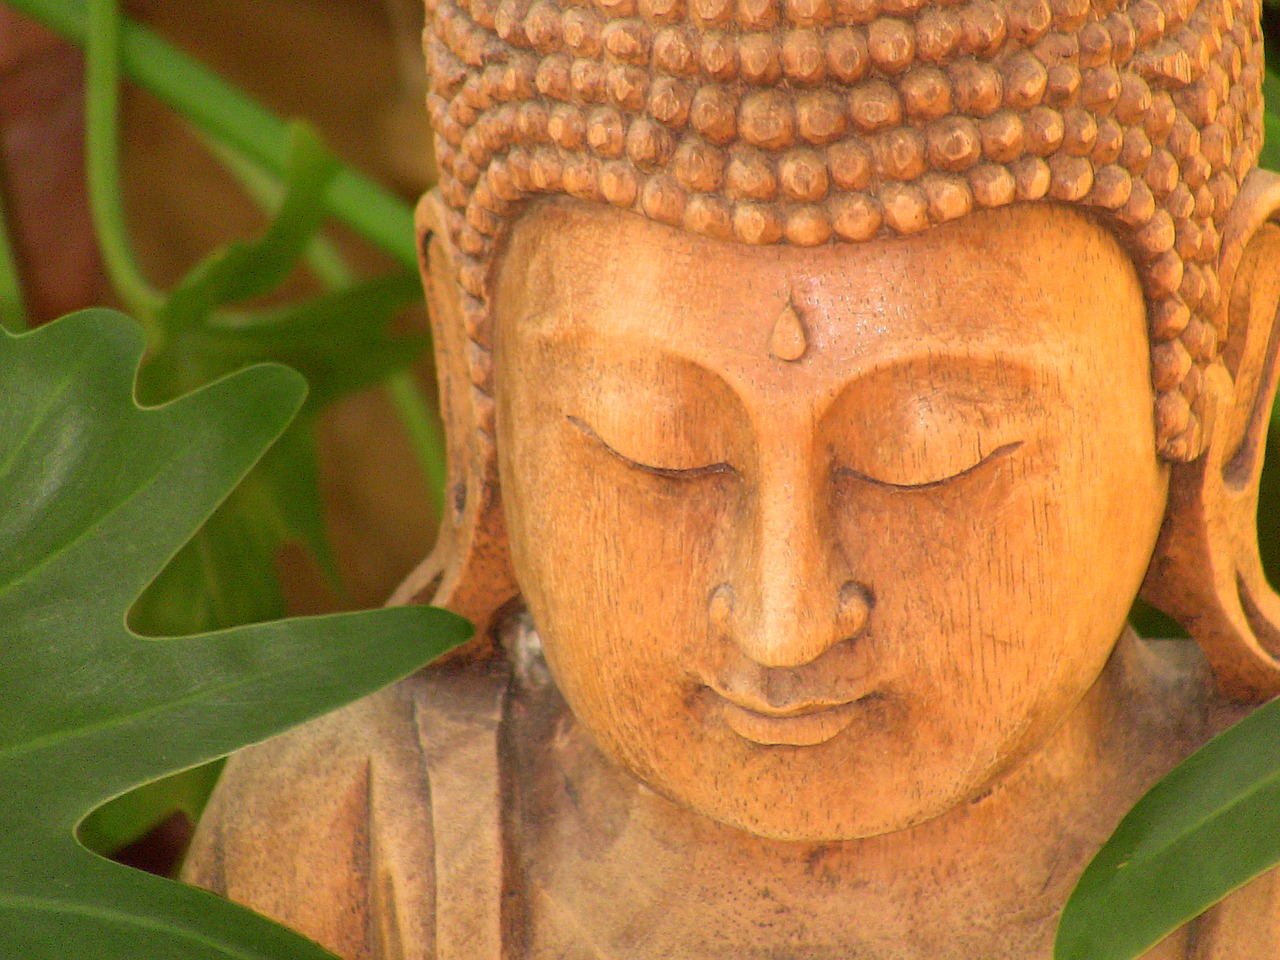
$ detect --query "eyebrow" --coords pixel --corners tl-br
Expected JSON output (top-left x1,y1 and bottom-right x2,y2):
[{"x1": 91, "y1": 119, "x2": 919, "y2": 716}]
[
  {"x1": 526, "y1": 320, "x2": 1061, "y2": 396},
  {"x1": 514, "y1": 304, "x2": 1064, "y2": 417},
  {"x1": 856, "y1": 350, "x2": 1063, "y2": 398}
]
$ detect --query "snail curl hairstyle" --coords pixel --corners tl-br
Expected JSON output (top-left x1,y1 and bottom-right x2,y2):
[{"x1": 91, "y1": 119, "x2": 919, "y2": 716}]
[{"x1": 425, "y1": 0, "x2": 1265, "y2": 460}]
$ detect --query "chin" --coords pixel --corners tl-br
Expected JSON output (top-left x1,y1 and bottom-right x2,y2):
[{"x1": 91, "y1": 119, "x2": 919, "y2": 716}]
[{"x1": 638, "y1": 742, "x2": 987, "y2": 844}]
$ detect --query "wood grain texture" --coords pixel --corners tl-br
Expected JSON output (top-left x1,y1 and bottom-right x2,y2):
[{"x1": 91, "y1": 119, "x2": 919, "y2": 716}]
[
  {"x1": 184, "y1": 23, "x2": 1280, "y2": 952},
  {"x1": 389, "y1": 194, "x2": 518, "y2": 652},
  {"x1": 186, "y1": 638, "x2": 1280, "y2": 959},
  {"x1": 495, "y1": 200, "x2": 1169, "y2": 842}
]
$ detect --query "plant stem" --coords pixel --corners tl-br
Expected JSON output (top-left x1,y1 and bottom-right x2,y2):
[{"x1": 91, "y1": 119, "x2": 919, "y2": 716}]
[
  {"x1": 0, "y1": 179, "x2": 28, "y2": 333},
  {"x1": 7, "y1": 0, "x2": 419, "y2": 272},
  {"x1": 12, "y1": 0, "x2": 446, "y2": 506},
  {"x1": 204, "y1": 135, "x2": 355, "y2": 291},
  {"x1": 385, "y1": 370, "x2": 447, "y2": 513},
  {"x1": 84, "y1": 0, "x2": 164, "y2": 344},
  {"x1": 207, "y1": 134, "x2": 446, "y2": 508}
]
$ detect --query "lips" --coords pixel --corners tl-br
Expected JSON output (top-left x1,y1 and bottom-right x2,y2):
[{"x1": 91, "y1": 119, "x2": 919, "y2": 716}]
[{"x1": 710, "y1": 690, "x2": 862, "y2": 747}]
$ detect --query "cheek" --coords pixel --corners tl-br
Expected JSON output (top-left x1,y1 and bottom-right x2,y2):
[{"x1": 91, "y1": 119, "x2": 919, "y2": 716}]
[
  {"x1": 833, "y1": 428, "x2": 1164, "y2": 756},
  {"x1": 500, "y1": 407, "x2": 736, "y2": 753},
  {"x1": 830, "y1": 467, "x2": 1064, "y2": 763}
]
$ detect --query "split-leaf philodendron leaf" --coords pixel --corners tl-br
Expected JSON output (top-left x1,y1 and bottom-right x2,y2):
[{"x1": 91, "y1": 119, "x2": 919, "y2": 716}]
[{"x1": 0, "y1": 309, "x2": 471, "y2": 958}]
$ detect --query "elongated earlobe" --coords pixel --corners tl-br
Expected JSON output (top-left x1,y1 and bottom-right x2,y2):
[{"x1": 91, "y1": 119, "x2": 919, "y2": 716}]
[
  {"x1": 389, "y1": 191, "x2": 518, "y2": 659},
  {"x1": 1141, "y1": 170, "x2": 1280, "y2": 702}
]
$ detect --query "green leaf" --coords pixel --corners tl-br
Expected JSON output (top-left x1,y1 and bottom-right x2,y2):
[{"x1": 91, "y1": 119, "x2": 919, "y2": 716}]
[
  {"x1": 1265, "y1": 67, "x2": 1280, "y2": 109},
  {"x1": 161, "y1": 123, "x2": 340, "y2": 332},
  {"x1": 1055, "y1": 696, "x2": 1280, "y2": 960},
  {"x1": 127, "y1": 419, "x2": 344, "y2": 635},
  {"x1": 1263, "y1": 90, "x2": 1280, "y2": 177},
  {"x1": 204, "y1": 135, "x2": 355, "y2": 292},
  {"x1": 79, "y1": 762, "x2": 225, "y2": 858},
  {"x1": 0, "y1": 309, "x2": 471, "y2": 958},
  {"x1": 208, "y1": 270, "x2": 427, "y2": 407},
  {"x1": 125, "y1": 265, "x2": 425, "y2": 631},
  {"x1": 131, "y1": 268, "x2": 426, "y2": 619},
  {"x1": 0, "y1": 176, "x2": 28, "y2": 333},
  {"x1": 127, "y1": 476, "x2": 289, "y2": 636},
  {"x1": 1263, "y1": 72, "x2": 1280, "y2": 174},
  {"x1": 255, "y1": 419, "x2": 344, "y2": 595},
  {"x1": 1264, "y1": 111, "x2": 1280, "y2": 178}
]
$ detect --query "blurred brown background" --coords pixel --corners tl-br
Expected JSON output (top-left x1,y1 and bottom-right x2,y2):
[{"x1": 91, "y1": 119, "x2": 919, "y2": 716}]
[{"x1": 1, "y1": 0, "x2": 442, "y2": 613}]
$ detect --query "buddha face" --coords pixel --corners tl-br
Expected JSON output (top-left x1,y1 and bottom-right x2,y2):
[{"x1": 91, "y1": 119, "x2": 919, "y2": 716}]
[{"x1": 492, "y1": 199, "x2": 1169, "y2": 842}]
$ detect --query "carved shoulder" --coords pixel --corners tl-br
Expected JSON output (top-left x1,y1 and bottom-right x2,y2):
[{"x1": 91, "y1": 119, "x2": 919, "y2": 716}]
[{"x1": 182, "y1": 677, "x2": 441, "y2": 960}]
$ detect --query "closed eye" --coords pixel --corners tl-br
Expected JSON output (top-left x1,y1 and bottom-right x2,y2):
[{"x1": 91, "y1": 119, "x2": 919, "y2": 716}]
[
  {"x1": 835, "y1": 441, "x2": 1023, "y2": 491},
  {"x1": 567, "y1": 415, "x2": 736, "y2": 479}
]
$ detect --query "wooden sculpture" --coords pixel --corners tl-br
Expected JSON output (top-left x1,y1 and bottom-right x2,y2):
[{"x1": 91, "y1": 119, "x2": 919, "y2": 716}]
[{"x1": 183, "y1": 0, "x2": 1280, "y2": 954}]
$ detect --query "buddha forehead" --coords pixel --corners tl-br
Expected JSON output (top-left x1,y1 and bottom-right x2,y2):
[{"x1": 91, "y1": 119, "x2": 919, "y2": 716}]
[{"x1": 496, "y1": 197, "x2": 1146, "y2": 376}]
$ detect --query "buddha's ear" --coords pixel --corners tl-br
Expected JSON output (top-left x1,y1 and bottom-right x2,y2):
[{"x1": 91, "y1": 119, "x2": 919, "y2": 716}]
[
  {"x1": 389, "y1": 191, "x2": 519, "y2": 660},
  {"x1": 1141, "y1": 169, "x2": 1280, "y2": 702}
]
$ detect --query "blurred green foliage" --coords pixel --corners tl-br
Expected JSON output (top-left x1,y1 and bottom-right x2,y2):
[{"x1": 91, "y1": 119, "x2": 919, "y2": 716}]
[{"x1": 1, "y1": 0, "x2": 446, "y2": 862}]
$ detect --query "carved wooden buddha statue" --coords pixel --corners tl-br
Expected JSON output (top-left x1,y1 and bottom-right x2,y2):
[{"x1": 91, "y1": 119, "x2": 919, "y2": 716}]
[{"x1": 183, "y1": 0, "x2": 1280, "y2": 955}]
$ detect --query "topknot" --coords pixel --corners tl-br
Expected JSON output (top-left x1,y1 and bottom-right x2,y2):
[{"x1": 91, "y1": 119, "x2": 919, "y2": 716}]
[{"x1": 424, "y1": 0, "x2": 1265, "y2": 460}]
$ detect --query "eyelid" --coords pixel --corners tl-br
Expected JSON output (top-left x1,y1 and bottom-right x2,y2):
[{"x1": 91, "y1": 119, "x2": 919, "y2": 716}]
[
  {"x1": 567, "y1": 415, "x2": 736, "y2": 479},
  {"x1": 835, "y1": 440, "x2": 1023, "y2": 491}
]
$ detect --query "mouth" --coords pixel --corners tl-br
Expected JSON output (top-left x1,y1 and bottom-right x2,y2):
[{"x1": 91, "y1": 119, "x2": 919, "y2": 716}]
[{"x1": 709, "y1": 690, "x2": 863, "y2": 747}]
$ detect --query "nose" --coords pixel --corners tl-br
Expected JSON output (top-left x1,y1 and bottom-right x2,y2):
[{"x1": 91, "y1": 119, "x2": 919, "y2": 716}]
[{"x1": 709, "y1": 452, "x2": 872, "y2": 668}]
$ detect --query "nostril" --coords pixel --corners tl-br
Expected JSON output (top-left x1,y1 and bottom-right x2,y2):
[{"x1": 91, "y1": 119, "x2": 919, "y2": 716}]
[
  {"x1": 709, "y1": 584, "x2": 735, "y2": 636},
  {"x1": 838, "y1": 581, "x2": 873, "y2": 637}
]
